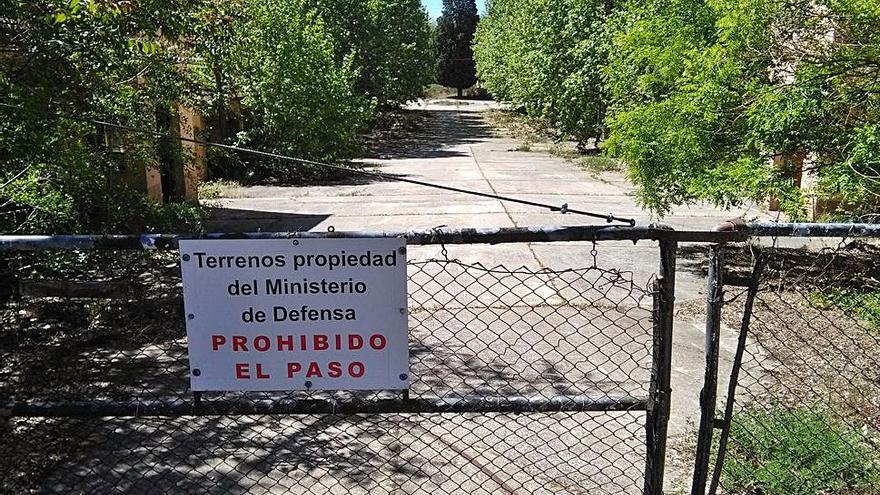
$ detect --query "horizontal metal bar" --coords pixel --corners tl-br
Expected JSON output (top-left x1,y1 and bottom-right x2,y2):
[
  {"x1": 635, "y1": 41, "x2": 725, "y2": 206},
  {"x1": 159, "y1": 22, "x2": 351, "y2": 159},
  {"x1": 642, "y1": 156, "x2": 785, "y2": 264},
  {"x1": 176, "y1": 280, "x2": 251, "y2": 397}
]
[
  {"x1": 0, "y1": 225, "x2": 725, "y2": 251},
  {"x1": 2, "y1": 222, "x2": 877, "y2": 253},
  {"x1": 3, "y1": 394, "x2": 647, "y2": 417},
  {"x1": 0, "y1": 226, "x2": 756, "y2": 252},
  {"x1": 11, "y1": 221, "x2": 877, "y2": 253},
  {"x1": 747, "y1": 222, "x2": 880, "y2": 238}
]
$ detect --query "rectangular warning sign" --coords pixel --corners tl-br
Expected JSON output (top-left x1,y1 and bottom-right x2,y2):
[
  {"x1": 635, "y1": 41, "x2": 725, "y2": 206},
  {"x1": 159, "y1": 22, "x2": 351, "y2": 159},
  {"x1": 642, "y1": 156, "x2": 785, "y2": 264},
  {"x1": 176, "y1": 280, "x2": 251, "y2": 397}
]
[{"x1": 179, "y1": 238, "x2": 409, "y2": 391}]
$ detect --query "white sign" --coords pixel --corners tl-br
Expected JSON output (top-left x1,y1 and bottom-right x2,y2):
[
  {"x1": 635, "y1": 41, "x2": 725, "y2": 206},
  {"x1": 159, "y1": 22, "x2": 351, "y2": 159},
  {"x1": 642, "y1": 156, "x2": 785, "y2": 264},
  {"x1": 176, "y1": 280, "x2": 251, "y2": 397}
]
[{"x1": 179, "y1": 238, "x2": 409, "y2": 391}]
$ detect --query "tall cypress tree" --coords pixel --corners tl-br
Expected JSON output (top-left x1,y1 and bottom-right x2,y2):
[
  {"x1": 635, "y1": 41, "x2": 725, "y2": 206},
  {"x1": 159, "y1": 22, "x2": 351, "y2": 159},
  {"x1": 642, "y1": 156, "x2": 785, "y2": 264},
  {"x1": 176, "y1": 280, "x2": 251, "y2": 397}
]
[{"x1": 435, "y1": 0, "x2": 479, "y2": 97}]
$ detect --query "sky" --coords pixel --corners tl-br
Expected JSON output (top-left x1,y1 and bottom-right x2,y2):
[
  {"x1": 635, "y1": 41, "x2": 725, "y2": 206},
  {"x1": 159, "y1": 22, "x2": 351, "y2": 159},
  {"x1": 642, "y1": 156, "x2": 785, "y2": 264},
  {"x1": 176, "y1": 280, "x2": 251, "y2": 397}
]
[{"x1": 421, "y1": 0, "x2": 486, "y2": 20}]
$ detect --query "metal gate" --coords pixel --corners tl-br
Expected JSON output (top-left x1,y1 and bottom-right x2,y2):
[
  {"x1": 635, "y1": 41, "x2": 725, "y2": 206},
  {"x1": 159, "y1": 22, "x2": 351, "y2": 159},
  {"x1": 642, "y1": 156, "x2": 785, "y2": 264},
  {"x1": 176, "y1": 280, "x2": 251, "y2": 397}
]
[
  {"x1": 688, "y1": 222, "x2": 880, "y2": 495},
  {"x1": 0, "y1": 226, "x2": 676, "y2": 495}
]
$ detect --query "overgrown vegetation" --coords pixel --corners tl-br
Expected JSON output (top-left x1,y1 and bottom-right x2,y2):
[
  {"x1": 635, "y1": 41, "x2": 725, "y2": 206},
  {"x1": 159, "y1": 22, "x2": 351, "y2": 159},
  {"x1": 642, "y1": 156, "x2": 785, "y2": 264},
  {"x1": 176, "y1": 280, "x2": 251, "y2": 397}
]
[
  {"x1": 0, "y1": 0, "x2": 434, "y2": 234},
  {"x1": 484, "y1": 109, "x2": 555, "y2": 144},
  {"x1": 485, "y1": 109, "x2": 623, "y2": 174},
  {"x1": 474, "y1": 0, "x2": 880, "y2": 218},
  {"x1": 604, "y1": 0, "x2": 880, "y2": 217},
  {"x1": 307, "y1": 0, "x2": 435, "y2": 108},
  {"x1": 208, "y1": 0, "x2": 374, "y2": 182},
  {"x1": 1, "y1": 1, "x2": 203, "y2": 233},
  {"x1": 198, "y1": 180, "x2": 242, "y2": 200},
  {"x1": 723, "y1": 407, "x2": 880, "y2": 495},
  {"x1": 812, "y1": 288, "x2": 880, "y2": 332}
]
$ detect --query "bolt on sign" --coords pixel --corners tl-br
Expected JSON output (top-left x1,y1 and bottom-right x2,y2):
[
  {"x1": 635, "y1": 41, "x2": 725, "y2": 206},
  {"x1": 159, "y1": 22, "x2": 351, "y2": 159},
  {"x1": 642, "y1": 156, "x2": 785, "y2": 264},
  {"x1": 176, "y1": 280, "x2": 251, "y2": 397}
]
[{"x1": 179, "y1": 238, "x2": 409, "y2": 391}]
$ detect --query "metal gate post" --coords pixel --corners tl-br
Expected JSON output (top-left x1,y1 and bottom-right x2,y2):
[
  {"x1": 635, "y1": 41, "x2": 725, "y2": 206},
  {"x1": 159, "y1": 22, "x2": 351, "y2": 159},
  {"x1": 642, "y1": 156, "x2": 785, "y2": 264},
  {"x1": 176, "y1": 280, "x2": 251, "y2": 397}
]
[
  {"x1": 691, "y1": 244, "x2": 725, "y2": 495},
  {"x1": 707, "y1": 254, "x2": 766, "y2": 494},
  {"x1": 644, "y1": 238, "x2": 677, "y2": 495}
]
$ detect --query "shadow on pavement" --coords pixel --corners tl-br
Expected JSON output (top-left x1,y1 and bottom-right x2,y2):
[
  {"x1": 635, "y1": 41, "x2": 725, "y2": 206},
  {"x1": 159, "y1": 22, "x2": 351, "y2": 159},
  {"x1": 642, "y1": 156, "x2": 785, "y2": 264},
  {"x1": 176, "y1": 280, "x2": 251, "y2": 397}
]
[
  {"x1": 205, "y1": 208, "x2": 330, "y2": 233},
  {"x1": 366, "y1": 109, "x2": 493, "y2": 160}
]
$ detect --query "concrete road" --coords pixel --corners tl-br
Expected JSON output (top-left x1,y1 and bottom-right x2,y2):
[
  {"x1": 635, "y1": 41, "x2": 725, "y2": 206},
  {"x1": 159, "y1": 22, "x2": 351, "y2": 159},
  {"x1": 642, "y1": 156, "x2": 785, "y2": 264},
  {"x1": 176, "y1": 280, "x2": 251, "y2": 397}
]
[
  {"x1": 208, "y1": 98, "x2": 771, "y2": 300},
  {"x1": 208, "y1": 99, "x2": 765, "y2": 236}
]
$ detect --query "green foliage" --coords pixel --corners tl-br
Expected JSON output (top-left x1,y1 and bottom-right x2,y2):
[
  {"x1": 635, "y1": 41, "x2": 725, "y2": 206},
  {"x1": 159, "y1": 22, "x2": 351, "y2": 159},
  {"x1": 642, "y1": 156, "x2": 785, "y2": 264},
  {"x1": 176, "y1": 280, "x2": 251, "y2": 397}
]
[
  {"x1": 474, "y1": 0, "x2": 612, "y2": 145},
  {"x1": 304, "y1": 0, "x2": 435, "y2": 107},
  {"x1": 436, "y1": 0, "x2": 479, "y2": 92},
  {"x1": 192, "y1": 0, "x2": 434, "y2": 182},
  {"x1": 811, "y1": 288, "x2": 880, "y2": 331},
  {"x1": 724, "y1": 407, "x2": 880, "y2": 494},
  {"x1": 222, "y1": 0, "x2": 373, "y2": 181},
  {"x1": 1, "y1": 0, "x2": 203, "y2": 233},
  {"x1": 108, "y1": 188, "x2": 208, "y2": 233},
  {"x1": 476, "y1": 0, "x2": 880, "y2": 217},
  {"x1": 605, "y1": 0, "x2": 880, "y2": 217}
]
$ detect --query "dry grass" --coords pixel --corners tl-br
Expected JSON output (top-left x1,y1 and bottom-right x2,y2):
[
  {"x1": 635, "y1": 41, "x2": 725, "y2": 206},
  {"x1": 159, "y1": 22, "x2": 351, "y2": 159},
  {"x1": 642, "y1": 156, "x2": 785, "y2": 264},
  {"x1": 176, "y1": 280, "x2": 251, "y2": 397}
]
[
  {"x1": 484, "y1": 110, "x2": 624, "y2": 174},
  {"x1": 198, "y1": 179, "x2": 243, "y2": 200},
  {"x1": 484, "y1": 109, "x2": 554, "y2": 145}
]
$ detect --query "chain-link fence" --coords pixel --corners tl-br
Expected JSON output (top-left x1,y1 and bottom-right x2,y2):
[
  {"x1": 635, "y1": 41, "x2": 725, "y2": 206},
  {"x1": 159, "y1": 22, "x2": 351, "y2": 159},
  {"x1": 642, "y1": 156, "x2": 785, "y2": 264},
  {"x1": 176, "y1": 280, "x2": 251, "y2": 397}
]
[
  {"x1": 17, "y1": 223, "x2": 878, "y2": 495},
  {"x1": 0, "y1": 228, "x2": 674, "y2": 495},
  {"x1": 692, "y1": 226, "x2": 880, "y2": 495}
]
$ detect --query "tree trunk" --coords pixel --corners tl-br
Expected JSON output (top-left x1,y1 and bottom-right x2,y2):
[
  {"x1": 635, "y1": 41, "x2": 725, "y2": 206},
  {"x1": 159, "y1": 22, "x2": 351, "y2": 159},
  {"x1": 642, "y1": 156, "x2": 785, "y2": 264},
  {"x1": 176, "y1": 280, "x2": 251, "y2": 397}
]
[
  {"x1": 457, "y1": 87, "x2": 463, "y2": 98},
  {"x1": 214, "y1": 65, "x2": 226, "y2": 141}
]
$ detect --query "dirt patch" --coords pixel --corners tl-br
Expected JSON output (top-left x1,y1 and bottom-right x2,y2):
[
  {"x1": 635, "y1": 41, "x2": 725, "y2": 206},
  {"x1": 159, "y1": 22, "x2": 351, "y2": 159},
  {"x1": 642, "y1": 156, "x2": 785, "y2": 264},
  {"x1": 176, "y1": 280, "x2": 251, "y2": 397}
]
[{"x1": 679, "y1": 242, "x2": 880, "y2": 417}]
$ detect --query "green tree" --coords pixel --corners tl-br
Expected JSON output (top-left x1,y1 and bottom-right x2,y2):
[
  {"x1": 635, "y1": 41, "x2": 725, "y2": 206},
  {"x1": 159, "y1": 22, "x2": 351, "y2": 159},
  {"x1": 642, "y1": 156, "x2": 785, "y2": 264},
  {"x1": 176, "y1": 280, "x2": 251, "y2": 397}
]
[
  {"x1": 436, "y1": 0, "x2": 479, "y2": 97},
  {"x1": 217, "y1": 0, "x2": 373, "y2": 181},
  {"x1": 303, "y1": 0, "x2": 435, "y2": 107},
  {"x1": 474, "y1": 0, "x2": 613, "y2": 146},
  {"x1": 604, "y1": 0, "x2": 880, "y2": 217},
  {"x1": 0, "y1": 0, "x2": 205, "y2": 233},
  {"x1": 366, "y1": 0, "x2": 435, "y2": 105},
  {"x1": 0, "y1": 0, "x2": 388, "y2": 231}
]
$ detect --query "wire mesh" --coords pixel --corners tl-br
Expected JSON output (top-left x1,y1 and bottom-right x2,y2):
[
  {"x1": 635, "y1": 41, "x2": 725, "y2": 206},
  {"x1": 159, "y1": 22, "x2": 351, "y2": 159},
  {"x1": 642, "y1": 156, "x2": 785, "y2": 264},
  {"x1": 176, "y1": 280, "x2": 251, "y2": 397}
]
[
  {"x1": 716, "y1": 241, "x2": 880, "y2": 494},
  {"x1": 1, "y1": 246, "x2": 658, "y2": 494}
]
